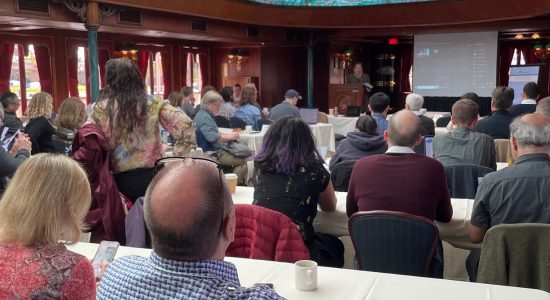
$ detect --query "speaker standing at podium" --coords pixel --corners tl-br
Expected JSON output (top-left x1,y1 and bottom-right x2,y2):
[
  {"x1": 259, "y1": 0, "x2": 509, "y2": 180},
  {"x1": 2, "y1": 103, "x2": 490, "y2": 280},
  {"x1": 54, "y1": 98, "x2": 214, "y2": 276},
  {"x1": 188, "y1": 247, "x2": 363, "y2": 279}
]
[{"x1": 346, "y1": 62, "x2": 371, "y2": 84}]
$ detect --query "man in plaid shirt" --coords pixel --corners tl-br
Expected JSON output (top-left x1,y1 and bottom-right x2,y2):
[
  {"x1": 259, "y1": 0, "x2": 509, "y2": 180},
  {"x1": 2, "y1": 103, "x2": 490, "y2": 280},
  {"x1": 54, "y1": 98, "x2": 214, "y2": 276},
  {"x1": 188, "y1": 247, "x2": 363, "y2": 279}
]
[{"x1": 98, "y1": 159, "x2": 284, "y2": 299}]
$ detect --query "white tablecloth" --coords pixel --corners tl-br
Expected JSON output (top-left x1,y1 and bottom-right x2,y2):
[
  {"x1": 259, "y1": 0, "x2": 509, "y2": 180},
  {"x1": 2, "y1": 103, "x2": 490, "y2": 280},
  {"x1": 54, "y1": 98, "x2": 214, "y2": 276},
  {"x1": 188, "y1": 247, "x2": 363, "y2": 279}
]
[
  {"x1": 327, "y1": 115, "x2": 359, "y2": 137},
  {"x1": 235, "y1": 123, "x2": 336, "y2": 155},
  {"x1": 68, "y1": 242, "x2": 550, "y2": 300}
]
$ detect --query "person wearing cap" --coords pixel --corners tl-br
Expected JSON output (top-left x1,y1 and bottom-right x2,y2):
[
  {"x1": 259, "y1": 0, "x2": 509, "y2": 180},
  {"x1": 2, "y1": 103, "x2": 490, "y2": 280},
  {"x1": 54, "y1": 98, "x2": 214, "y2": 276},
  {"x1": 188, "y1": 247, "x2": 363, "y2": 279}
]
[{"x1": 268, "y1": 89, "x2": 302, "y2": 122}]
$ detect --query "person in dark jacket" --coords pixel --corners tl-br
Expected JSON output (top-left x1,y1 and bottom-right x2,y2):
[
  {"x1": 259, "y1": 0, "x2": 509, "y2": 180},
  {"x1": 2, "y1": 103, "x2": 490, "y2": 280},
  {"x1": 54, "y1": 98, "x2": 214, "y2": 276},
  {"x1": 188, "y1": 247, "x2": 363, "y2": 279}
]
[
  {"x1": 0, "y1": 92, "x2": 24, "y2": 130},
  {"x1": 329, "y1": 115, "x2": 387, "y2": 170},
  {"x1": 0, "y1": 105, "x2": 31, "y2": 191},
  {"x1": 474, "y1": 87, "x2": 515, "y2": 139},
  {"x1": 24, "y1": 92, "x2": 55, "y2": 154},
  {"x1": 405, "y1": 93, "x2": 435, "y2": 136}
]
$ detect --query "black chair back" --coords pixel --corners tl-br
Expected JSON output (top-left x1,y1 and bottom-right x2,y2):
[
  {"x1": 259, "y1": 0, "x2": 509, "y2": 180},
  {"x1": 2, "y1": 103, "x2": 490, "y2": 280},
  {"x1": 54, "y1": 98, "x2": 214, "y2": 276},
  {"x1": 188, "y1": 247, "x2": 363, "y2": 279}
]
[
  {"x1": 230, "y1": 117, "x2": 247, "y2": 130},
  {"x1": 444, "y1": 164, "x2": 494, "y2": 198},
  {"x1": 330, "y1": 160, "x2": 357, "y2": 192},
  {"x1": 257, "y1": 118, "x2": 274, "y2": 131},
  {"x1": 214, "y1": 115, "x2": 231, "y2": 128},
  {"x1": 346, "y1": 106, "x2": 361, "y2": 117},
  {"x1": 436, "y1": 116, "x2": 451, "y2": 127},
  {"x1": 349, "y1": 210, "x2": 440, "y2": 277}
]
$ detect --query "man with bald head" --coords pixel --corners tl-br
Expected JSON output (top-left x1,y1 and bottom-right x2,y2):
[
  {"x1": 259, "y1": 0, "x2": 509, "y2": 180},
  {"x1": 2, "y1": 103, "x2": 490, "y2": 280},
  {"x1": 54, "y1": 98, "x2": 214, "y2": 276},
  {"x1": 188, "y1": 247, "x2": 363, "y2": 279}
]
[
  {"x1": 98, "y1": 158, "x2": 283, "y2": 299},
  {"x1": 347, "y1": 110, "x2": 452, "y2": 223},
  {"x1": 466, "y1": 113, "x2": 550, "y2": 281}
]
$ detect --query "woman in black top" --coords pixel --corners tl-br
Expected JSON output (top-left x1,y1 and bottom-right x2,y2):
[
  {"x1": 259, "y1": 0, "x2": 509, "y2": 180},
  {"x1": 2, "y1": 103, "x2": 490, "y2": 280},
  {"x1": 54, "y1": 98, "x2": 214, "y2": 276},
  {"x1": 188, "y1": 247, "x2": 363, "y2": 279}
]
[
  {"x1": 253, "y1": 116, "x2": 343, "y2": 267},
  {"x1": 25, "y1": 92, "x2": 55, "y2": 154}
]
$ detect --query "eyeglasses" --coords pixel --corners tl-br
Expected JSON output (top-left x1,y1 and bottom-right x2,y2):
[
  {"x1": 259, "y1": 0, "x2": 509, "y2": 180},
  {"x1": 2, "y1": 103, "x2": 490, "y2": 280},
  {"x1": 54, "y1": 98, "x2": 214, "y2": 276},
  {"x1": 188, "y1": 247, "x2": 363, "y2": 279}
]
[{"x1": 153, "y1": 156, "x2": 226, "y2": 235}]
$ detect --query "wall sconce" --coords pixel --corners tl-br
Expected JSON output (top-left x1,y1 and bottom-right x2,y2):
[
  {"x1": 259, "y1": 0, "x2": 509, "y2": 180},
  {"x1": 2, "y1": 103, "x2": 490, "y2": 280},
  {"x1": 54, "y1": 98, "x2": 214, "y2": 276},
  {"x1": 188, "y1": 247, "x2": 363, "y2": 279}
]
[
  {"x1": 120, "y1": 43, "x2": 138, "y2": 62},
  {"x1": 532, "y1": 33, "x2": 541, "y2": 40},
  {"x1": 533, "y1": 41, "x2": 550, "y2": 62},
  {"x1": 336, "y1": 48, "x2": 353, "y2": 70},
  {"x1": 227, "y1": 48, "x2": 247, "y2": 72}
]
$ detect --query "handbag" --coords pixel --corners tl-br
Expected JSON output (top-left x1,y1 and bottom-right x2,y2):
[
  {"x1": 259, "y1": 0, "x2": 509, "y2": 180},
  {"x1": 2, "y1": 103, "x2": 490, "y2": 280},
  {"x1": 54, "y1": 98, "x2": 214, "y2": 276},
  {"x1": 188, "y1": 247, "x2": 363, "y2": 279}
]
[{"x1": 222, "y1": 141, "x2": 253, "y2": 158}]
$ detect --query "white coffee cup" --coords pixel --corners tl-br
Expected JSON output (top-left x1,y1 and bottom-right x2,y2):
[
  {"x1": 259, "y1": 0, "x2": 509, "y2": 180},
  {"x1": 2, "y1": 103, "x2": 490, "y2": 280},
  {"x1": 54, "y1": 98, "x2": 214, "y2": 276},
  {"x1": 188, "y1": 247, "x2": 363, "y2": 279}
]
[
  {"x1": 263, "y1": 107, "x2": 269, "y2": 113},
  {"x1": 295, "y1": 260, "x2": 317, "y2": 291},
  {"x1": 328, "y1": 108, "x2": 334, "y2": 116},
  {"x1": 224, "y1": 173, "x2": 238, "y2": 194},
  {"x1": 245, "y1": 125, "x2": 253, "y2": 133}
]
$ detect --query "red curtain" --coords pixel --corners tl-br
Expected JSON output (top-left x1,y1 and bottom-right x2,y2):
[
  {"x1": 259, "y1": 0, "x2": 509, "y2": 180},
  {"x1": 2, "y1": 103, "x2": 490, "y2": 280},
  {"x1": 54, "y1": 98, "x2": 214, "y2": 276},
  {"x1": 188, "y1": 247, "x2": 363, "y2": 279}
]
[
  {"x1": 18, "y1": 45, "x2": 27, "y2": 112},
  {"x1": 400, "y1": 45, "x2": 413, "y2": 93},
  {"x1": 498, "y1": 45, "x2": 516, "y2": 86},
  {"x1": 0, "y1": 44, "x2": 15, "y2": 94},
  {"x1": 160, "y1": 52, "x2": 171, "y2": 99},
  {"x1": 520, "y1": 47, "x2": 538, "y2": 65},
  {"x1": 98, "y1": 49, "x2": 110, "y2": 87},
  {"x1": 198, "y1": 53, "x2": 208, "y2": 89},
  {"x1": 137, "y1": 51, "x2": 150, "y2": 81},
  {"x1": 34, "y1": 45, "x2": 53, "y2": 94}
]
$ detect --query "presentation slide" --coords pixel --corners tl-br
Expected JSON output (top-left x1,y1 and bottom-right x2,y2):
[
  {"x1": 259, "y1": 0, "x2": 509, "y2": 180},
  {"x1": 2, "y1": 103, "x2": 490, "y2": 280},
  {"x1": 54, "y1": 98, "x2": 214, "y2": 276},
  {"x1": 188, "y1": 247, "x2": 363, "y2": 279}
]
[
  {"x1": 509, "y1": 65, "x2": 540, "y2": 105},
  {"x1": 413, "y1": 31, "x2": 498, "y2": 97}
]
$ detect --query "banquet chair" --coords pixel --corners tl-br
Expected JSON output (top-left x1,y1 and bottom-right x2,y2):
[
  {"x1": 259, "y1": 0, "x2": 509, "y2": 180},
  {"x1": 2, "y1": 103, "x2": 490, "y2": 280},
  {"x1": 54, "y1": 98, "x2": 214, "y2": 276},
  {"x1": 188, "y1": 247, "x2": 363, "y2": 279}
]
[
  {"x1": 330, "y1": 160, "x2": 357, "y2": 192},
  {"x1": 444, "y1": 164, "x2": 494, "y2": 198},
  {"x1": 478, "y1": 223, "x2": 550, "y2": 292},
  {"x1": 230, "y1": 117, "x2": 247, "y2": 130},
  {"x1": 226, "y1": 204, "x2": 310, "y2": 263},
  {"x1": 494, "y1": 139, "x2": 514, "y2": 163},
  {"x1": 349, "y1": 211, "x2": 442, "y2": 278},
  {"x1": 214, "y1": 115, "x2": 231, "y2": 128}
]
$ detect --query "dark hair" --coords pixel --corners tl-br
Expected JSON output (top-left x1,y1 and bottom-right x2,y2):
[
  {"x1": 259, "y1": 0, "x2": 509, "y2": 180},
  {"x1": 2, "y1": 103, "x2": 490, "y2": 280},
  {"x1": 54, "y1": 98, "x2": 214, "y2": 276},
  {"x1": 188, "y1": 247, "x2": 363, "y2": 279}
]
[
  {"x1": 461, "y1": 92, "x2": 480, "y2": 103},
  {"x1": 452, "y1": 99, "x2": 479, "y2": 126},
  {"x1": 234, "y1": 83, "x2": 241, "y2": 89},
  {"x1": 369, "y1": 92, "x2": 390, "y2": 113},
  {"x1": 181, "y1": 86, "x2": 193, "y2": 97},
  {"x1": 100, "y1": 58, "x2": 148, "y2": 139},
  {"x1": 355, "y1": 115, "x2": 378, "y2": 134},
  {"x1": 1, "y1": 92, "x2": 18, "y2": 108},
  {"x1": 523, "y1": 82, "x2": 539, "y2": 100},
  {"x1": 168, "y1": 91, "x2": 184, "y2": 107},
  {"x1": 255, "y1": 116, "x2": 321, "y2": 174},
  {"x1": 201, "y1": 85, "x2": 216, "y2": 98},
  {"x1": 492, "y1": 86, "x2": 514, "y2": 110},
  {"x1": 144, "y1": 161, "x2": 228, "y2": 260},
  {"x1": 220, "y1": 87, "x2": 233, "y2": 103}
]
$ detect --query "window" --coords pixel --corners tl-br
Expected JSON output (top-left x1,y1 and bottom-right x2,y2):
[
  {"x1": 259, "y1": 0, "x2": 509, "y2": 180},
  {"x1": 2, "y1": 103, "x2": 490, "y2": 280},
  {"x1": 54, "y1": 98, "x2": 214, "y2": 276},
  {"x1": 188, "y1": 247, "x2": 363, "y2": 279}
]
[
  {"x1": 76, "y1": 46, "x2": 87, "y2": 104},
  {"x1": 10, "y1": 44, "x2": 41, "y2": 115},
  {"x1": 144, "y1": 52, "x2": 165, "y2": 98},
  {"x1": 192, "y1": 53, "x2": 203, "y2": 99},
  {"x1": 511, "y1": 48, "x2": 526, "y2": 66}
]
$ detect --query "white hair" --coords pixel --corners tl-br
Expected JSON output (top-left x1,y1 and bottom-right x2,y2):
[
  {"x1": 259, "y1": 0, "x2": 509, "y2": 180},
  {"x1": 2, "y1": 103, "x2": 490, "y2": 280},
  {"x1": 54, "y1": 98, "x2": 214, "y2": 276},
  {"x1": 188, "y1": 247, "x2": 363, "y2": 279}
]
[
  {"x1": 200, "y1": 91, "x2": 222, "y2": 110},
  {"x1": 405, "y1": 93, "x2": 424, "y2": 112},
  {"x1": 510, "y1": 117, "x2": 550, "y2": 149}
]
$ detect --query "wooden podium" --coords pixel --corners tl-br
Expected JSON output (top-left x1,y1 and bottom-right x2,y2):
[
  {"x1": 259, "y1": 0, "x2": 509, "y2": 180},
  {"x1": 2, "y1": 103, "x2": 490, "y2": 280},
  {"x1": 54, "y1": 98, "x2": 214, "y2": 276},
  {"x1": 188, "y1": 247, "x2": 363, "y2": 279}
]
[{"x1": 328, "y1": 84, "x2": 366, "y2": 115}]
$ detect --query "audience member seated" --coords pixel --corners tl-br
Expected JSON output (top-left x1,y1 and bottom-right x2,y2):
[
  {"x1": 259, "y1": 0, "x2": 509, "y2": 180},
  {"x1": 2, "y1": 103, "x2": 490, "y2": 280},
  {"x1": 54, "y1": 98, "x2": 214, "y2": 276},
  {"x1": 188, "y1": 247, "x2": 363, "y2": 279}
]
[
  {"x1": 0, "y1": 92, "x2": 24, "y2": 129},
  {"x1": 405, "y1": 93, "x2": 435, "y2": 136},
  {"x1": 97, "y1": 158, "x2": 283, "y2": 299},
  {"x1": 0, "y1": 105, "x2": 31, "y2": 192},
  {"x1": 233, "y1": 83, "x2": 242, "y2": 106},
  {"x1": 88, "y1": 58, "x2": 195, "y2": 202},
  {"x1": 234, "y1": 83, "x2": 262, "y2": 130},
  {"x1": 193, "y1": 85, "x2": 217, "y2": 116},
  {"x1": 347, "y1": 110, "x2": 452, "y2": 223},
  {"x1": 219, "y1": 86, "x2": 236, "y2": 119},
  {"x1": 467, "y1": 113, "x2": 550, "y2": 281},
  {"x1": 180, "y1": 86, "x2": 196, "y2": 119},
  {"x1": 509, "y1": 82, "x2": 539, "y2": 117},
  {"x1": 474, "y1": 86, "x2": 515, "y2": 139},
  {"x1": 269, "y1": 89, "x2": 302, "y2": 122},
  {"x1": 433, "y1": 99, "x2": 496, "y2": 170},
  {"x1": 436, "y1": 92, "x2": 479, "y2": 128},
  {"x1": 329, "y1": 115, "x2": 387, "y2": 170},
  {"x1": 24, "y1": 92, "x2": 55, "y2": 154},
  {"x1": 368, "y1": 92, "x2": 390, "y2": 135},
  {"x1": 253, "y1": 117, "x2": 344, "y2": 267},
  {"x1": 168, "y1": 91, "x2": 184, "y2": 111},
  {"x1": 0, "y1": 154, "x2": 96, "y2": 299},
  {"x1": 56, "y1": 97, "x2": 86, "y2": 132},
  {"x1": 194, "y1": 91, "x2": 248, "y2": 184},
  {"x1": 537, "y1": 96, "x2": 550, "y2": 118}
]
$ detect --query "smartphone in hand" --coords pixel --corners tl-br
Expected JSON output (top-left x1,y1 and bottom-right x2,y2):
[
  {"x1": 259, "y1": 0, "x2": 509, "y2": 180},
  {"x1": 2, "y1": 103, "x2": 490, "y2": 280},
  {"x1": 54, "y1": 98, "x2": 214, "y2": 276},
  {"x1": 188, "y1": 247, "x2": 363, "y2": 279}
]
[{"x1": 92, "y1": 241, "x2": 119, "y2": 278}]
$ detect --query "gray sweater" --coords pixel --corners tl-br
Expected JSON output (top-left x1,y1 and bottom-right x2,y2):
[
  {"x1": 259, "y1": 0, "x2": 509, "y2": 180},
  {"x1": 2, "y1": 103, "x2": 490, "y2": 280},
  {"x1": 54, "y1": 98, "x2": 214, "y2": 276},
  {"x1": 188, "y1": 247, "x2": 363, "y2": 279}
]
[{"x1": 0, "y1": 147, "x2": 30, "y2": 190}]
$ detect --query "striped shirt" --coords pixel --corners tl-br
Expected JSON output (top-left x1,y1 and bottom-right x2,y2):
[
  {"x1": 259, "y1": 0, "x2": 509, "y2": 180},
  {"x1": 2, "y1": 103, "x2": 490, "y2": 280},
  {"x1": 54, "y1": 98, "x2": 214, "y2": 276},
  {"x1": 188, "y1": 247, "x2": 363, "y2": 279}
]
[{"x1": 98, "y1": 252, "x2": 285, "y2": 299}]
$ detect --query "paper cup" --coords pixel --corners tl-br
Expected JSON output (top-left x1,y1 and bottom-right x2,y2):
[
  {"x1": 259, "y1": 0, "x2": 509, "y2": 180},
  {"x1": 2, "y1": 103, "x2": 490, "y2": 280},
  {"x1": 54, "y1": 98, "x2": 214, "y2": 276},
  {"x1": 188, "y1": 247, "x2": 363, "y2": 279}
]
[
  {"x1": 225, "y1": 173, "x2": 238, "y2": 194},
  {"x1": 328, "y1": 108, "x2": 334, "y2": 116},
  {"x1": 245, "y1": 125, "x2": 253, "y2": 133}
]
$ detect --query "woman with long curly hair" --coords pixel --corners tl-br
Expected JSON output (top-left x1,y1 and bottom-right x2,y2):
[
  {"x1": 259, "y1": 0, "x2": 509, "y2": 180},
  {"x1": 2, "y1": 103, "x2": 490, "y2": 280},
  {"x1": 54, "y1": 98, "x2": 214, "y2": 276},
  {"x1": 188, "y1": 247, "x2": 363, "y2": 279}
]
[
  {"x1": 24, "y1": 92, "x2": 55, "y2": 154},
  {"x1": 87, "y1": 58, "x2": 196, "y2": 201}
]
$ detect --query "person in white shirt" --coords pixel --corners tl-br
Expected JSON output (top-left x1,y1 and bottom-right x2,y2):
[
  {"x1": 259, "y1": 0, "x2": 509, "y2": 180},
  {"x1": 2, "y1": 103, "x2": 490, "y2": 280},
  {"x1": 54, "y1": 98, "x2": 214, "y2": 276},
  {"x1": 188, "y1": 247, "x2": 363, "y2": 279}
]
[{"x1": 509, "y1": 82, "x2": 539, "y2": 117}]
